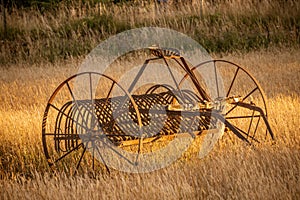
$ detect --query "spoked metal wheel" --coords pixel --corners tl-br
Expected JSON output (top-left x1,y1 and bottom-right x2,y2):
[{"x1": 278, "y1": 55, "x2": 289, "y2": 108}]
[
  {"x1": 42, "y1": 72, "x2": 143, "y2": 174},
  {"x1": 180, "y1": 60, "x2": 274, "y2": 144}
]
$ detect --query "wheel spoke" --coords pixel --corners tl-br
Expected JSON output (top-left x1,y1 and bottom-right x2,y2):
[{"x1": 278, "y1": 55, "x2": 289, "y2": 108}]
[
  {"x1": 66, "y1": 82, "x2": 89, "y2": 127},
  {"x1": 49, "y1": 103, "x2": 89, "y2": 131},
  {"x1": 43, "y1": 72, "x2": 145, "y2": 173},
  {"x1": 225, "y1": 103, "x2": 238, "y2": 116},
  {"x1": 95, "y1": 144, "x2": 110, "y2": 173},
  {"x1": 100, "y1": 138, "x2": 135, "y2": 165},
  {"x1": 89, "y1": 73, "x2": 93, "y2": 100},
  {"x1": 242, "y1": 87, "x2": 258, "y2": 101},
  {"x1": 75, "y1": 144, "x2": 87, "y2": 172},
  {"x1": 51, "y1": 143, "x2": 83, "y2": 165},
  {"x1": 214, "y1": 61, "x2": 220, "y2": 98},
  {"x1": 226, "y1": 67, "x2": 239, "y2": 97},
  {"x1": 99, "y1": 81, "x2": 115, "y2": 119},
  {"x1": 89, "y1": 73, "x2": 98, "y2": 130},
  {"x1": 177, "y1": 60, "x2": 272, "y2": 146},
  {"x1": 226, "y1": 87, "x2": 259, "y2": 116}
]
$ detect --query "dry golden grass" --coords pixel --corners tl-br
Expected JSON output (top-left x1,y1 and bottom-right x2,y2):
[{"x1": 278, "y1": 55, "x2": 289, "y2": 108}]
[{"x1": 0, "y1": 48, "x2": 299, "y2": 199}]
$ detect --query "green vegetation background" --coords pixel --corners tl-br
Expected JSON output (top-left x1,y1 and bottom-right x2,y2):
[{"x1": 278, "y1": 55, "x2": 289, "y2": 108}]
[{"x1": 1, "y1": 0, "x2": 299, "y2": 64}]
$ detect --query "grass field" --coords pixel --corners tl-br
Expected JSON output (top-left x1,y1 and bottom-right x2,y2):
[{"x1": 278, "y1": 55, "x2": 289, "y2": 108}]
[
  {"x1": 0, "y1": 47, "x2": 299, "y2": 199},
  {"x1": 0, "y1": 0, "x2": 299, "y2": 199},
  {"x1": 1, "y1": 0, "x2": 299, "y2": 64}
]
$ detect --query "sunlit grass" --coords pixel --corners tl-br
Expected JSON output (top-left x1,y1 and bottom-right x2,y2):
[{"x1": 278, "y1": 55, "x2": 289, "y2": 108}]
[{"x1": 0, "y1": 48, "x2": 299, "y2": 198}]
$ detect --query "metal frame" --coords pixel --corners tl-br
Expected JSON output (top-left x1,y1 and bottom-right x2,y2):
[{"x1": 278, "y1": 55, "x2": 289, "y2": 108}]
[{"x1": 42, "y1": 46, "x2": 274, "y2": 174}]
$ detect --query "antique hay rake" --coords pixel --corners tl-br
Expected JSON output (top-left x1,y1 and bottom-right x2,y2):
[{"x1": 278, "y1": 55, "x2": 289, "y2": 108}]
[{"x1": 42, "y1": 46, "x2": 274, "y2": 173}]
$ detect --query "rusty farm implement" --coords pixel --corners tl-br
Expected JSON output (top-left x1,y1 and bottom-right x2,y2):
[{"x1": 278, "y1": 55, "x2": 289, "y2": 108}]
[{"x1": 42, "y1": 46, "x2": 274, "y2": 174}]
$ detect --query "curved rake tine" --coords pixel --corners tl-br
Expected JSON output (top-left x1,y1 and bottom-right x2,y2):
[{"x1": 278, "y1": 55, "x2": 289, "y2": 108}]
[
  {"x1": 54, "y1": 102, "x2": 72, "y2": 152},
  {"x1": 49, "y1": 103, "x2": 90, "y2": 132}
]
